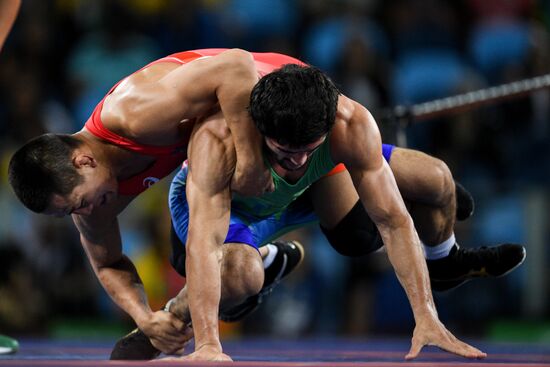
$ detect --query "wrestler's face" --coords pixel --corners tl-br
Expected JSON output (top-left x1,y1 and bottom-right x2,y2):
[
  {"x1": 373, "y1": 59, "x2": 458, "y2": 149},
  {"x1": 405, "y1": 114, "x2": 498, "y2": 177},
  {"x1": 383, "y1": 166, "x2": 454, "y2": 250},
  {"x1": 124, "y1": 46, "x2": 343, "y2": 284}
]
[
  {"x1": 264, "y1": 135, "x2": 326, "y2": 171},
  {"x1": 44, "y1": 157, "x2": 117, "y2": 217}
]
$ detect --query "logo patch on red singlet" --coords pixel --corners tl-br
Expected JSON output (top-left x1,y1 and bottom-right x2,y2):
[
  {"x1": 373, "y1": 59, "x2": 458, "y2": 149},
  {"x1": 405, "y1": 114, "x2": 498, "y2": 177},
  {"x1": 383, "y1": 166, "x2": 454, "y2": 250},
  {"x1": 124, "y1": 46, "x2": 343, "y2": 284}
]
[{"x1": 143, "y1": 177, "x2": 160, "y2": 188}]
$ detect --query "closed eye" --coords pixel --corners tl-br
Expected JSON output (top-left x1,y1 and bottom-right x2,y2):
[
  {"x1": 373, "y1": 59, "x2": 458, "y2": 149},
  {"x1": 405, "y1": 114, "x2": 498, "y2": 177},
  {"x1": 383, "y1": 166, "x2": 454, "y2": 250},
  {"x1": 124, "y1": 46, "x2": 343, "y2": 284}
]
[
  {"x1": 69, "y1": 199, "x2": 86, "y2": 215},
  {"x1": 78, "y1": 199, "x2": 89, "y2": 211}
]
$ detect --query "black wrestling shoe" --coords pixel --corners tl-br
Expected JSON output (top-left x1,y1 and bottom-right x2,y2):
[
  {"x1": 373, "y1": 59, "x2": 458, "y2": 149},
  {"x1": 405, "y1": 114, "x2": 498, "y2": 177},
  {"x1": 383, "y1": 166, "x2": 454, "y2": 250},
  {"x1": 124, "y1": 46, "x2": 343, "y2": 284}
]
[
  {"x1": 428, "y1": 243, "x2": 526, "y2": 292},
  {"x1": 110, "y1": 328, "x2": 160, "y2": 360},
  {"x1": 220, "y1": 240, "x2": 305, "y2": 322},
  {"x1": 455, "y1": 181, "x2": 475, "y2": 221}
]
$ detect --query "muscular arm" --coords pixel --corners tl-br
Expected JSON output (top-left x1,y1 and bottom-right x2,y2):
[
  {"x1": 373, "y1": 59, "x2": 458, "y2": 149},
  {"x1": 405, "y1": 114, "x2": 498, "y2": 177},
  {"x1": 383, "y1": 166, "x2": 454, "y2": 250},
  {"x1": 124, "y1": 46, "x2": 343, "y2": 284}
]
[
  {"x1": 73, "y1": 195, "x2": 187, "y2": 353},
  {"x1": 184, "y1": 117, "x2": 234, "y2": 360},
  {"x1": 332, "y1": 97, "x2": 485, "y2": 359},
  {"x1": 332, "y1": 100, "x2": 434, "y2": 321},
  {"x1": 73, "y1": 197, "x2": 149, "y2": 323},
  {"x1": 0, "y1": 0, "x2": 21, "y2": 51},
  {"x1": 108, "y1": 49, "x2": 270, "y2": 195}
]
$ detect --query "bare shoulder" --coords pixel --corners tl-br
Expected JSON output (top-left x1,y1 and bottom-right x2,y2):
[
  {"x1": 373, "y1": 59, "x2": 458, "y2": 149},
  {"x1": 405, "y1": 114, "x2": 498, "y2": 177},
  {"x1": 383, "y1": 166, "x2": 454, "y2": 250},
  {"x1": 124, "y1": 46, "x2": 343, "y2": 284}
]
[
  {"x1": 330, "y1": 95, "x2": 382, "y2": 167},
  {"x1": 99, "y1": 49, "x2": 257, "y2": 146},
  {"x1": 100, "y1": 61, "x2": 187, "y2": 143}
]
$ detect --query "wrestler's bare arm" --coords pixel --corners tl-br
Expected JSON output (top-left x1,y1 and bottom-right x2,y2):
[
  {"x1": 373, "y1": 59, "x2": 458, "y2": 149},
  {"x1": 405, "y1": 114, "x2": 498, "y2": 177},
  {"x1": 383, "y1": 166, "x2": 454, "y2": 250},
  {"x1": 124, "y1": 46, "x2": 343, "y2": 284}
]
[
  {"x1": 73, "y1": 195, "x2": 188, "y2": 354},
  {"x1": 331, "y1": 97, "x2": 485, "y2": 359},
  {"x1": 0, "y1": 0, "x2": 20, "y2": 51},
  {"x1": 73, "y1": 195, "x2": 147, "y2": 322},
  {"x1": 184, "y1": 117, "x2": 235, "y2": 361},
  {"x1": 105, "y1": 49, "x2": 270, "y2": 195},
  {"x1": 331, "y1": 99, "x2": 434, "y2": 317}
]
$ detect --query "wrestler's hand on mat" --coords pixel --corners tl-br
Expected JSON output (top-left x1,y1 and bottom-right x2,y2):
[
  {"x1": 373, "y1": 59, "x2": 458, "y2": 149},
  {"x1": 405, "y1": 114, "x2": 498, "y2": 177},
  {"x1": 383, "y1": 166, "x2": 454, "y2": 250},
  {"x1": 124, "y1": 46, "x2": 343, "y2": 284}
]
[
  {"x1": 183, "y1": 344, "x2": 232, "y2": 362},
  {"x1": 232, "y1": 159, "x2": 274, "y2": 196},
  {"x1": 405, "y1": 315, "x2": 487, "y2": 360},
  {"x1": 140, "y1": 310, "x2": 193, "y2": 355}
]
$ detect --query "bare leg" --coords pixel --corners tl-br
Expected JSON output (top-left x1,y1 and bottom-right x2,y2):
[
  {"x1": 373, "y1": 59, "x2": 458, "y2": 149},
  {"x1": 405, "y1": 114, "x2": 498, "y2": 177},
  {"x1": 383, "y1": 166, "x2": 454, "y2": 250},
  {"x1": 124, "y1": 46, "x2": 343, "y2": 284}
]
[
  {"x1": 307, "y1": 148, "x2": 524, "y2": 294},
  {"x1": 389, "y1": 148, "x2": 456, "y2": 246},
  {"x1": 169, "y1": 244, "x2": 264, "y2": 323},
  {"x1": 310, "y1": 149, "x2": 456, "y2": 249}
]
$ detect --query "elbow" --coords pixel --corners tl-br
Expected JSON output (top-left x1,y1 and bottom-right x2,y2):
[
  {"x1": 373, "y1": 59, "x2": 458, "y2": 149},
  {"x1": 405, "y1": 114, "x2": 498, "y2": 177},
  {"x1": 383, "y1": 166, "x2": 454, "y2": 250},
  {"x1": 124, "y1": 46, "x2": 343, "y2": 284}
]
[
  {"x1": 224, "y1": 48, "x2": 254, "y2": 63},
  {"x1": 94, "y1": 254, "x2": 126, "y2": 274},
  {"x1": 375, "y1": 208, "x2": 412, "y2": 234},
  {"x1": 186, "y1": 231, "x2": 224, "y2": 263}
]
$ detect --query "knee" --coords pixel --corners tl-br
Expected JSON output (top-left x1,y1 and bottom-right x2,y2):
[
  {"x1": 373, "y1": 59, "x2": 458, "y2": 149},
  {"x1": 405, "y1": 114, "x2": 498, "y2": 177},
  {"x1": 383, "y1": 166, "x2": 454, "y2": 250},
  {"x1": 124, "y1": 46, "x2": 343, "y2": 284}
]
[
  {"x1": 430, "y1": 158, "x2": 455, "y2": 207},
  {"x1": 221, "y1": 246, "x2": 264, "y2": 301}
]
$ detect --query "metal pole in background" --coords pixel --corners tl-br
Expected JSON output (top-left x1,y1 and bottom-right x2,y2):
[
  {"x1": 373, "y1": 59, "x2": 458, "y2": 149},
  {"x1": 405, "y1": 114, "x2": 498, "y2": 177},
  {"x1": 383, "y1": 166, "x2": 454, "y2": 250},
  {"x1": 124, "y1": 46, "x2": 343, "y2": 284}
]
[{"x1": 381, "y1": 73, "x2": 550, "y2": 147}]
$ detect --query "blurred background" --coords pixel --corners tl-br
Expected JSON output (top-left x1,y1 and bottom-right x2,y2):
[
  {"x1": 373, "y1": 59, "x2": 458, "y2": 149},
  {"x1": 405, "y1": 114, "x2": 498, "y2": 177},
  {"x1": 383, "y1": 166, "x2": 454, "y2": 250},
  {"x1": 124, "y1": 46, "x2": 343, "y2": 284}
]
[{"x1": 0, "y1": 0, "x2": 549, "y2": 344}]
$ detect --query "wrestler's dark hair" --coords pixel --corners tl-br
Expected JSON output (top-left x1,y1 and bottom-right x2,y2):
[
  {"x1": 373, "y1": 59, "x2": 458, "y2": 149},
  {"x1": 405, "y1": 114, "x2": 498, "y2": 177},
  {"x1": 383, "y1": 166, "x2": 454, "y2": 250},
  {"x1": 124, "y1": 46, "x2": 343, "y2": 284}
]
[
  {"x1": 8, "y1": 134, "x2": 84, "y2": 213},
  {"x1": 249, "y1": 64, "x2": 340, "y2": 147}
]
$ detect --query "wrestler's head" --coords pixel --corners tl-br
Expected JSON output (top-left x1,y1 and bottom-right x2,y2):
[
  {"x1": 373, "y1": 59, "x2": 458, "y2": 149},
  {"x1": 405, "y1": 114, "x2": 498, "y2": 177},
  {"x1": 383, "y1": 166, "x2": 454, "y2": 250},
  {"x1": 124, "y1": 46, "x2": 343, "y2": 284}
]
[
  {"x1": 249, "y1": 64, "x2": 339, "y2": 170},
  {"x1": 8, "y1": 133, "x2": 116, "y2": 216},
  {"x1": 250, "y1": 64, "x2": 339, "y2": 146}
]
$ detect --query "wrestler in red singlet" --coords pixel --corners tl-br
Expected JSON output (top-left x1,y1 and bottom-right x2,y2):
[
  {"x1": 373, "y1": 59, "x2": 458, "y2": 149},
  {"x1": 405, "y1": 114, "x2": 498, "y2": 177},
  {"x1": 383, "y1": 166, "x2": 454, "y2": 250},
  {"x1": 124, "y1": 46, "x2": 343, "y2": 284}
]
[{"x1": 84, "y1": 49, "x2": 344, "y2": 196}]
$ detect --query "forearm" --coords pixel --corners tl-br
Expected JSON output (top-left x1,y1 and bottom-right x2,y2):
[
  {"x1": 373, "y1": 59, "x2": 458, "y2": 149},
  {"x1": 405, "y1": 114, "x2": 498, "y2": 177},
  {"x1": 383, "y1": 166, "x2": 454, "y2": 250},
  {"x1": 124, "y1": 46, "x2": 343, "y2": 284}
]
[
  {"x1": 186, "y1": 235, "x2": 223, "y2": 351},
  {"x1": 379, "y1": 219, "x2": 437, "y2": 320},
  {"x1": 95, "y1": 254, "x2": 153, "y2": 326},
  {"x1": 227, "y1": 118, "x2": 263, "y2": 165}
]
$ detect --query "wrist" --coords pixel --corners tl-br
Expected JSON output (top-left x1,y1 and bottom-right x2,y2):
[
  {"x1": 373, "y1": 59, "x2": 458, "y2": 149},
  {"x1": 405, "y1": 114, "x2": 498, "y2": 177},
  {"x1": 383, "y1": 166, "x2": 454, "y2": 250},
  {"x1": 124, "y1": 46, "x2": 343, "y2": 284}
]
[
  {"x1": 193, "y1": 324, "x2": 221, "y2": 350},
  {"x1": 196, "y1": 341, "x2": 223, "y2": 354},
  {"x1": 133, "y1": 309, "x2": 154, "y2": 330},
  {"x1": 412, "y1": 301, "x2": 438, "y2": 322}
]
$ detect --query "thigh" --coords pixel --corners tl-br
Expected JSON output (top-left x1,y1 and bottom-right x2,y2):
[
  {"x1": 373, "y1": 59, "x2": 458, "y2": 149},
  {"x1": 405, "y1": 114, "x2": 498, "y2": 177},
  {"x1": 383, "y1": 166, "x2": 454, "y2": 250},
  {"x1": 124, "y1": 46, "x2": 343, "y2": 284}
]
[
  {"x1": 389, "y1": 147, "x2": 450, "y2": 203},
  {"x1": 308, "y1": 168, "x2": 359, "y2": 229}
]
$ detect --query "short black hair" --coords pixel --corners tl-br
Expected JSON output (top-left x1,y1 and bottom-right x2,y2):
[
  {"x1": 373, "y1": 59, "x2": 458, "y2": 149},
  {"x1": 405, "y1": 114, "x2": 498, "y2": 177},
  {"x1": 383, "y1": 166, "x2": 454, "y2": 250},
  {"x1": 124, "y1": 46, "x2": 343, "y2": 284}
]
[
  {"x1": 249, "y1": 64, "x2": 340, "y2": 147},
  {"x1": 8, "y1": 134, "x2": 84, "y2": 213}
]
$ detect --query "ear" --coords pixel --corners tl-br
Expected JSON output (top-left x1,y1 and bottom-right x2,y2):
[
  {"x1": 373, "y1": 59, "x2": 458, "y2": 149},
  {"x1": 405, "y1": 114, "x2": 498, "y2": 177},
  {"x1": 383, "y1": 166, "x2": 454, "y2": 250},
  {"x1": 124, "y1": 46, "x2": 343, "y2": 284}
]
[{"x1": 73, "y1": 154, "x2": 97, "y2": 169}]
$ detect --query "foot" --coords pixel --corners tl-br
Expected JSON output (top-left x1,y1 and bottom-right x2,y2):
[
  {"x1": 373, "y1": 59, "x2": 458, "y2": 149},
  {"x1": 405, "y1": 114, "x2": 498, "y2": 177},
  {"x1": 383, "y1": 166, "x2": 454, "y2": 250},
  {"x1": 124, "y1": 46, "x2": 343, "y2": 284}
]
[
  {"x1": 220, "y1": 240, "x2": 305, "y2": 322},
  {"x1": 455, "y1": 180, "x2": 474, "y2": 221},
  {"x1": 428, "y1": 243, "x2": 526, "y2": 292},
  {"x1": 110, "y1": 328, "x2": 160, "y2": 360}
]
